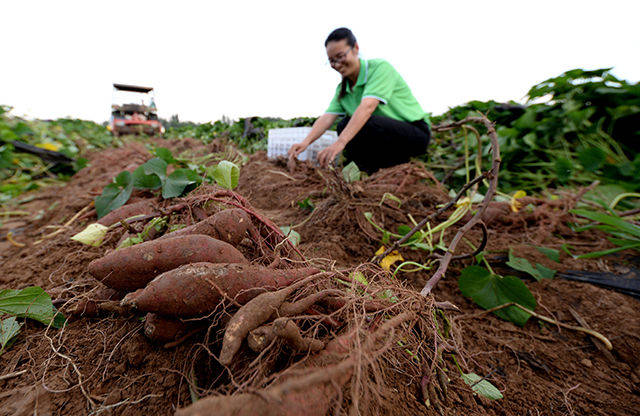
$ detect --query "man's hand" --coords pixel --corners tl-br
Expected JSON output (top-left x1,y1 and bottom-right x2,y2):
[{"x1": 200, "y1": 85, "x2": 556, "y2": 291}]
[
  {"x1": 288, "y1": 142, "x2": 308, "y2": 161},
  {"x1": 317, "y1": 140, "x2": 346, "y2": 168}
]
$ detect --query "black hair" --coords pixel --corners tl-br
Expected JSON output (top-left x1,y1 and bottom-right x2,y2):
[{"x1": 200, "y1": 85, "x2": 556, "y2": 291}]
[{"x1": 325, "y1": 28, "x2": 357, "y2": 99}]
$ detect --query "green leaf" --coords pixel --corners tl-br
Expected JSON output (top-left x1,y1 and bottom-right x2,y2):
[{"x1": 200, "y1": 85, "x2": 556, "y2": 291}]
[
  {"x1": 535, "y1": 246, "x2": 560, "y2": 263},
  {"x1": 142, "y1": 158, "x2": 168, "y2": 184},
  {"x1": 380, "y1": 192, "x2": 402, "y2": 206},
  {"x1": 572, "y1": 209, "x2": 640, "y2": 239},
  {"x1": 132, "y1": 166, "x2": 162, "y2": 189},
  {"x1": 0, "y1": 287, "x2": 65, "y2": 328},
  {"x1": 162, "y1": 169, "x2": 202, "y2": 198},
  {"x1": 397, "y1": 225, "x2": 412, "y2": 236},
  {"x1": 94, "y1": 171, "x2": 134, "y2": 219},
  {"x1": 522, "y1": 132, "x2": 537, "y2": 148},
  {"x1": 70, "y1": 223, "x2": 109, "y2": 247},
  {"x1": 117, "y1": 235, "x2": 144, "y2": 249},
  {"x1": 279, "y1": 226, "x2": 301, "y2": 246},
  {"x1": 342, "y1": 161, "x2": 361, "y2": 183},
  {"x1": 461, "y1": 373, "x2": 503, "y2": 400},
  {"x1": 578, "y1": 147, "x2": 606, "y2": 172},
  {"x1": 211, "y1": 161, "x2": 240, "y2": 190},
  {"x1": 458, "y1": 266, "x2": 536, "y2": 326},
  {"x1": 506, "y1": 249, "x2": 555, "y2": 281},
  {"x1": 554, "y1": 157, "x2": 572, "y2": 183},
  {"x1": 73, "y1": 157, "x2": 88, "y2": 172},
  {"x1": 297, "y1": 197, "x2": 315, "y2": 211},
  {"x1": 154, "y1": 147, "x2": 177, "y2": 165},
  {"x1": 0, "y1": 317, "x2": 22, "y2": 355},
  {"x1": 574, "y1": 242, "x2": 640, "y2": 259},
  {"x1": 349, "y1": 271, "x2": 369, "y2": 286}
]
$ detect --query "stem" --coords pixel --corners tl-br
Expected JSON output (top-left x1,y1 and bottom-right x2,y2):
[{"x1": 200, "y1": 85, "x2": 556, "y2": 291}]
[
  {"x1": 479, "y1": 302, "x2": 612, "y2": 350},
  {"x1": 372, "y1": 171, "x2": 489, "y2": 263},
  {"x1": 421, "y1": 115, "x2": 502, "y2": 295}
]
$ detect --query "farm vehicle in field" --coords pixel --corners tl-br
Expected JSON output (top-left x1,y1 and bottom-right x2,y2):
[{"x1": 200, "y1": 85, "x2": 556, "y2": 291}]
[{"x1": 108, "y1": 83, "x2": 164, "y2": 137}]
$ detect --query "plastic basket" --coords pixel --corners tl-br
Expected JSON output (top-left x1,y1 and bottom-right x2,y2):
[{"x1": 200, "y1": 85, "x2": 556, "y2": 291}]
[{"x1": 267, "y1": 128, "x2": 338, "y2": 163}]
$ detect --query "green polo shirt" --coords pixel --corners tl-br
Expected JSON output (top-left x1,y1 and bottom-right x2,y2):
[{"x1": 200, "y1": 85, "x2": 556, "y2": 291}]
[{"x1": 325, "y1": 58, "x2": 430, "y2": 127}]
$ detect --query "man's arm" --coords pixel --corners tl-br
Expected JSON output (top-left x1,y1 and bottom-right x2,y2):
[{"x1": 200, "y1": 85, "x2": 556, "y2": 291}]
[{"x1": 317, "y1": 97, "x2": 379, "y2": 167}]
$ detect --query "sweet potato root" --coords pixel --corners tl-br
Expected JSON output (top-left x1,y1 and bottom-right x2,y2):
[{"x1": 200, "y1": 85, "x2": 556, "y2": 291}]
[
  {"x1": 176, "y1": 332, "x2": 354, "y2": 416},
  {"x1": 247, "y1": 318, "x2": 324, "y2": 354},
  {"x1": 97, "y1": 200, "x2": 155, "y2": 226},
  {"x1": 177, "y1": 313, "x2": 414, "y2": 416},
  {"x1": 71, "y1": 287, "x2": 124, "y2": 317},
  {"x1": 218, "y1": 274, "x2": 321, "y2": 365},
  {"x1": 160, "y1": 208, "x2": 256, "y2": 246},
  {"x1": 144, "y1": 313, "x2": 195, "y2": 343},
  {"x1": 88, "y1": 235, "x2": 248, "y2": 291},
  {"x1": 121, "y1": 263, "x2": 320, "y2": 317}
]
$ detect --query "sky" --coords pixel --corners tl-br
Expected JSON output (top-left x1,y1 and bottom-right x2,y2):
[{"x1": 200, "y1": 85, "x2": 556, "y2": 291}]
[{"x1": 2, "y1": 0, "x2": 638, "y2": 123}]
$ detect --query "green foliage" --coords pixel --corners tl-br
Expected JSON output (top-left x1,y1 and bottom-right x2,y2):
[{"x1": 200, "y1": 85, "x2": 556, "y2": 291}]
[
  {"x1": 297, "y1": 197, "x2": 315, "y2": 211},
  {"x1": 458, "y1": 265, "x2": 537, "y2": 327},
  {"x1": 0, "y1": 287, "x2": 65, "y2": 355},
  {"x1": 0, "y1": 105, "x2": 114, "y2": 203},
  {"x1": 535, "y1": 246, "x2": 560, "y2": 262},
  {"x1": 279, "y1": 226, "x2": 301, "y2": 246},
  {"x1": 570, "y1": 208, "x2": 640, "y2": 258},
  {"x1": 95, "y1": 148, "x2": 211, "y2": 217},
  {"x1": 209, "y1": 160, "x2": 239, "y2": 190},
  {"x1": 162, "y1": 169, "x2": 202, "y2": 198},
  {"x1": 461, "y1": 373, "x2": 503, "y2": 400},
  {"x1": 342, "y1": 161, "x2": 361, "y2": 183},
  {"x1": 0, "y1": 317, "x2": 22, "y2": 355},
  {"x1": 118, "y1": 217, "x2": 168, "y2": 249},
  {"x1": 165, "y1": 116, "x2": 316, "y2": 153},
  {"x1": 505, "y1": 249, "x2": 556, "y2": 281},
  {"x1": 0, "y1": 286, "x2": 65, "y2": 328},
  {"x1": 428, "y1": 68, "x2": 640, "y2": 193},
  {"x1": 95, "y1": 171, "x2": 134, "y2": 219}
]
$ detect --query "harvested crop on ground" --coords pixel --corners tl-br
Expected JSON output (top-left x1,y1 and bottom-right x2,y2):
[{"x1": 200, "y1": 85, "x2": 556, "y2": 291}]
[
  {"x1": 97, "y1": 200, "x2": 157, "y2": 226},
  {"x1": 88, "y1": 234, "x2": 248, "y2": 291},
  {"x1": 1, "y1": 104, "x2": 639, "y2": 416},
  {"x1": 158, "y1": 208, "x2": 257, "y2": 246},
  {"x1": 121, "y1": 263, "x2": 320, "y2": 317}
]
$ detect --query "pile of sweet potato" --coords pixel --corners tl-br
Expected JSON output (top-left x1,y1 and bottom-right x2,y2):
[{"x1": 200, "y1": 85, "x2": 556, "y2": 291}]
[
  {"x1": 75, "y1": 195, "x2": 443, "y2": 416},
  {"x1": 82, "y1": 202, "x2": 320, "y2": 346}
]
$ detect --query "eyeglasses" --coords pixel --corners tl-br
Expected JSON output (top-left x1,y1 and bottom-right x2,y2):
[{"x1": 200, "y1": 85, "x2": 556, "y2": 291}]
[{"x1": 328, "y1": 47, "x2": 353, "y2": 66}]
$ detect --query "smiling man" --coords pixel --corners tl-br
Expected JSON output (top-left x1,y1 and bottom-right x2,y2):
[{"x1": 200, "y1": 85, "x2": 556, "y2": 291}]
[{"x1": 288, "y1": 27, "x2": 431, "y2": 174}]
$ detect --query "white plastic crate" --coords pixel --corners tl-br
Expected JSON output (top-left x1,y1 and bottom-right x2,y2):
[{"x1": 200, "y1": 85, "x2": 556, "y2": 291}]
[{"x1": 267, "y1": 127, "x2": 338, "y2": 163}]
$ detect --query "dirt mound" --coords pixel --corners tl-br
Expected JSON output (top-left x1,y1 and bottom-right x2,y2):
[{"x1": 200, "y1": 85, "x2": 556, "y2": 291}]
[{"x1": 1, "y1": 145, "x2": 639, "y2": 415}]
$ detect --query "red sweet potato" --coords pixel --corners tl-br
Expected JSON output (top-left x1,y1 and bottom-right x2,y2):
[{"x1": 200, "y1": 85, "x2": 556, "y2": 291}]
[
  {"x1": 144, "y1": 313, "x2": 194, "y2": 343},
  {"x1": 97, "y1": 200, "x2": 155, "y2": 227},
  {"x1": 88, "y1": 235, "x2": 248, "y2": 292},
  {"x1": 160, "y1": 208, "x2": 255, "y2": 246},
  {"x1": 121, "y1": 263, "x2": 320, "y2": 317}
]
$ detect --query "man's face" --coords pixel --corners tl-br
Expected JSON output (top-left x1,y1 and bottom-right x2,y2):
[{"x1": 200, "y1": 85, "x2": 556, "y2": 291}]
[{"x1": 326, "y1": 39, "x2": 358, "y2": 79}]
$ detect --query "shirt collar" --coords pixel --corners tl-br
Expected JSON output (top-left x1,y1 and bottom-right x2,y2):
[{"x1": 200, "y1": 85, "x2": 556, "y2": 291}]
[
  {"x1": 345, "y1": 58, "x2": 368, "y2": 92},
  {"x1": 355, "y1": 58, "x2": 368, "y2": 87}
]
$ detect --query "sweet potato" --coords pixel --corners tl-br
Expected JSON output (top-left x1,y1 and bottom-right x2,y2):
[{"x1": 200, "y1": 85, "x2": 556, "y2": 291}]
[
  {"x1": 88, "y1": 235, "x2": 248, "y2": 291},
  {"x1": 160, "y1": 208, "x2": 255, "y2": 246},
  {"x1": 97, "y1": 200, "x2": 155, "y2": 227},
  {"x1": 218, "y1": 275, "x2": 319, "y2": 365},
  {"x1": 247, "y1": 318, "x2": 324, "y2": 354},
  {"x1": 144, "y1": 313, "x2": 193, "y2": 343},
  {"x1": 121, "y1": 263, "x2": 320, "y2": 317}
]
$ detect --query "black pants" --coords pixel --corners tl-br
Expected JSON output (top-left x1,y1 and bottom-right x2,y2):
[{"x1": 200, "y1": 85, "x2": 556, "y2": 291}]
[{"x1": 337, "y1": 115, "x2": 430, "y2": 174}]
